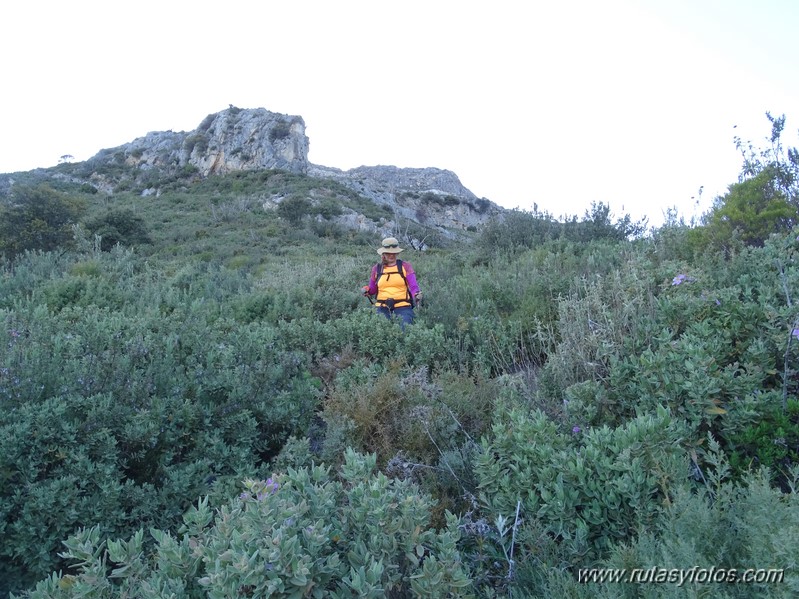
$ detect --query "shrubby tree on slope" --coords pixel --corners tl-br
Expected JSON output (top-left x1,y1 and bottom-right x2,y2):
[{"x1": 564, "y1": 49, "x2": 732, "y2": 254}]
[
  {"x1": 701, "y1": 113, "x2": 799, "y2": 248},
  {"x1": 703, "y1": 167, "x2": 795, "y2": 248},
  {"x1": 0, "y1": 184, "x2": 85, "y2": 258},
  {"x1": 83, "y1": 207, "x2": 152, "y2": 251}
]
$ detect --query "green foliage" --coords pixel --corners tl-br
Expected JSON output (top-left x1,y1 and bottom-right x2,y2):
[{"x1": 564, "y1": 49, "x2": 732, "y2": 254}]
[
  {"x1": 548, "y1": 439, "x2": 799, "y2": 598},
  {"x1": 16, "y1": 452, "x2": 473, "y2": 598},
  {"x1": 276, "y1": 198, "x2": 310, "y2": 226},
  {"x1": 476, "y1": 202, "x2": 646, "y2": 257},
  {"x1": 701, "y1": 168, "x2": 796, "y2": 248},
  {"x1": 6, "y1": 126, "x2": 799, "y2": 598},
  {"x1": 466, "y1": 197, "x2": 492, "y2": 214},
  {"x1": 476, "y1": 208, "x2": 563, "y2": 255},
  {"x1": 0, "y1": 184, "x2": 86, "y2": 258},
  {"x1": 471, "y1": 405, "x2": 686, "y2": 581},
  {"x1": 319, "y1": 365, "x2": 494, "y2": 483},
  {"x1": 736, "y1": 112, "x2": 799, "y2": 206},
  {"x1": 538, "y1": 232, "x2": 799, "y2": 478},
  {"x1": 184, "y1": 132, "x2": 210, "y2": 155},
  {"x1": 575, "y1": 201, "x2": 649, "y2": 242},
  {"x1": 198, "y1": 113, "x2": 216, "y2": 132},
  {"x1": 543, "y1": 255, "x2": 659, "y2": 395},
  {"x1": 727, "y1": 399, "x2": 799, "y2": 488},
  {"x1": 698, "y1": 112, "x2": 799, "y2": 250},
  {"x1": 0, "y1": 252, "x2": 323, "y2": 594},
  {"x1": 83, "y1": 207, "x2": 152, "y2": 251},
  {"x1": 316, "y1": 197, "x2": 344, "y2": 219},
  {"x1": 418, "y1": 191, "x2": 461, "y2": 207}
]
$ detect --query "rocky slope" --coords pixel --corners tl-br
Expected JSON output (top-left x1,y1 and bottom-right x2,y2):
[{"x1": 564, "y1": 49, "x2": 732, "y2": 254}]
[
  {"x1": 4, "y1": 106, "x2": 503, "y2": 236},
  {"x1": 107, "y1": 107, "x2": 310, "y2": 176}
]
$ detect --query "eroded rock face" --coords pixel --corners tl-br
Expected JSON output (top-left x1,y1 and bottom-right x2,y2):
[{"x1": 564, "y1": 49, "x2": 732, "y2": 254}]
[
  {"x1": 309, "y1": 164, "x2": 476, "y2": 202},
  {"x1": 308, "y1": 164, "x2": 501, "y2": 230},
  {"x1": 74, "y1": 106, "x2": 502, "y2": 234},
  {"x1": 185, "y1": 108, "x2": 309, "y2": 175},
  {"x1": 98, "y1": 107, "x2": 310, "y2": 175}
]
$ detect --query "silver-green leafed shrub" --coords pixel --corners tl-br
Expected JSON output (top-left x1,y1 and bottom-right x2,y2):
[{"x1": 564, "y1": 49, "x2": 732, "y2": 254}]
[
  {"x1": 17, "y1": 450, "x2": 474, "y2": 598},
  {"x1": 0, "y1": 290, "x2": 320, "y2": 592},
  {"x1": 470, "y1": 405, "x2": 686, "y2": 594},
  {"x1": 546, "y1": 437, "x2": 799, "y2": 598},
  {"x1": 539, "y1": 254, "x2": 658, "y2": 395}
]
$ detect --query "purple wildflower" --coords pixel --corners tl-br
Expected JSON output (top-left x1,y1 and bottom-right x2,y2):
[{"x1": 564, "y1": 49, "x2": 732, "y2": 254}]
[
  {"x1": 671, "y1": 273, "x2": 697, "y2": 286},
  {"x1": 792, "y1": 328, "x2": 799, "y2": 340},
  {"x1": 241, "y1": 477, "x2": 279, "y2": 502},
  {"x1": 254, "y1": 478, "x2": 279, "y2": 501},
  {"x1": 572, "y1": 426, "x2": 582, "y2": 434}
]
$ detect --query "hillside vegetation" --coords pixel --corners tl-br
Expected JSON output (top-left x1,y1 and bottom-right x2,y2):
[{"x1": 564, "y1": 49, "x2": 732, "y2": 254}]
[{"x1": 1, "y1": 115, "x2": 799, "y2": 597}]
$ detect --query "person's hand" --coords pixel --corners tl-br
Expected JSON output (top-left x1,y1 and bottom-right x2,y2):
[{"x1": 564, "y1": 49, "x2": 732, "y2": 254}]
[
  {"x1": 361, "y1": 285, "x2": 370, "y2": 296},
  {"x1": 415, "y1": 292, "x2": 423, "y2": 302}
]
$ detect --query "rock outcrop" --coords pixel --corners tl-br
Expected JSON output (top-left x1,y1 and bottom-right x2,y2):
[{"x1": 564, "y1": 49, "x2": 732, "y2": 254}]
[
  {"x1": 309, "y1": 164, "x2": 499, "y2": 231},
  {"x1": 78, "y1": 106, "x2": 503, "y2": 233},
  {"x1": 90, "y1": 107, "x2": 309, "y2": 176}
]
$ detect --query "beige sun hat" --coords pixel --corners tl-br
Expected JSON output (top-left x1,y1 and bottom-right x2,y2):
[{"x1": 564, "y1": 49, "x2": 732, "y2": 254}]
[{"x1": 377, "y1": 237, "x2": 404, "y2": 255}]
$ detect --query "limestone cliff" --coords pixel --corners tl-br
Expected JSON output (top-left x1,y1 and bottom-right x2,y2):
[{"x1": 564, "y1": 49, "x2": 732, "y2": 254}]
[
  {"x1": 14, "y1": 106, "x2": 502, "y2": 234},
  {"x1": 91, "y1": 107, "x2": 309, "y2": 176},
  {"x1": 308, "y1": 164, "x2": 499, "y2": 231}
]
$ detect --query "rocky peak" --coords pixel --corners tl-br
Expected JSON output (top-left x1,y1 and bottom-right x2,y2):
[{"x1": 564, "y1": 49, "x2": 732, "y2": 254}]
[
  {"x1": 77, "y1": 106, "x2": 503, "y2": 233},
  {"x1": 93, "y1": 107, "x2": 309, "y2": 176}
]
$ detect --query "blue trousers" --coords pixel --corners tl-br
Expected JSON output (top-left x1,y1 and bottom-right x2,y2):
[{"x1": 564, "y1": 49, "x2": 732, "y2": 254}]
[{"x1": 377, "y1": 306, "x2": 414, "y2": 329}]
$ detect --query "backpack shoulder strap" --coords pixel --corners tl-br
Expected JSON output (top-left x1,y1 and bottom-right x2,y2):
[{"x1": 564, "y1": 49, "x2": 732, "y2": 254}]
[{"x1": 395, "y1": 259, "x2": 415, "y2": 308}]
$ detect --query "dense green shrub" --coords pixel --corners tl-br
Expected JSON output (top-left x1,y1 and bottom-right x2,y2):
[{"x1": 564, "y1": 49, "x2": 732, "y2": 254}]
[
  {"x1": 17, "y1": 451, "x2": 473, "y2": 598},
  {"x1": 419, "y1": 191, "x2": 460, "y2": 207},
  {"x1": 184, "y1": 132, "x2": 209, "y2": 155},
  {"x1": 475, "y1": 202, "x2": 644, "y2": 258},
  {"x1": 470, "y1": 405, "x2": 686, "y2": 592},
  {"x1": 727, "y1": 398, "x2": 799, "y2": 488},
  {"x1": 541, "y1": 251, "x2": 659, "y2": 396},
  {"x1": 700, "y1": 168, "x2": 796, "y2": 250},
  {"x1": 277, "y1": 195, "x2": 313, "y2": 224},
  {"x1": 319, "y1": 365, "x2": 494, "y2": 473},
  {"x1": 545, "y1": 439, "x2": 799, "y2": 598},
  {"x1": 0, "y1": 184, "x2": 86, "y2": 258},
  {"x1": 0, "y1": 271, "x2": 321, "y2": 593},
  {"x1": 535, "y1": 230, "x2": 799, "y2": 478},
  {"x1": 476, "y1": 209, "x2": 562, "y2": 255},
  {"x1": 83, "y1": 208, "x2": 152, "y2": 251}
]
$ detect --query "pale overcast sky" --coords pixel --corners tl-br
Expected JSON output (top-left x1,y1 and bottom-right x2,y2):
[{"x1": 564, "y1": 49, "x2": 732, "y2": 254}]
[{"x1": 2, "y1": 0, "x2": 797, "y2": 227}]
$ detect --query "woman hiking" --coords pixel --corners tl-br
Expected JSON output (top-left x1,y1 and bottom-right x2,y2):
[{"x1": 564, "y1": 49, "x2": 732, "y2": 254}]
[{"x1": 362, "y1": 237, "x2": 422, "y2": 329}]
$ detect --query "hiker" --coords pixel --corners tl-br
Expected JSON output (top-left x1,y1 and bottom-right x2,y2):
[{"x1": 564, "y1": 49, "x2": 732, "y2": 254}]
[{"x1": 362, "y1": 237, "x2": 422, "y2": 328}]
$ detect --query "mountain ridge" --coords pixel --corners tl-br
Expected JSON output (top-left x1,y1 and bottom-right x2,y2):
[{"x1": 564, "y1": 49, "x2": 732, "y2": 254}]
[{"x1": 57, "y1": 106, "x2": 503, "y2": 235}]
